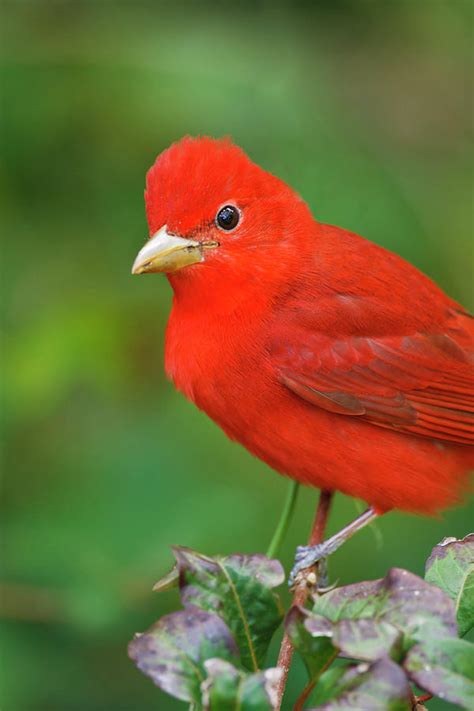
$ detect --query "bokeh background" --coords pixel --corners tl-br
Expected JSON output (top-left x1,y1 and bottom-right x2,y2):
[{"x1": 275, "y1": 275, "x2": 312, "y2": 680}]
[{"x1": 2, "y1": 1, "x2": 473, "y2": 709}]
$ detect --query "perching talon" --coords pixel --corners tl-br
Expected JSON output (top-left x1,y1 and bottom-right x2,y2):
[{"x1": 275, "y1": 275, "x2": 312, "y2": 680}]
[
  {"x1": 288, "y1": 507, "x2": 379, "y2": 586},
  {"x1": 289, "y1": 542, "x2": 332, "y2": 585}
]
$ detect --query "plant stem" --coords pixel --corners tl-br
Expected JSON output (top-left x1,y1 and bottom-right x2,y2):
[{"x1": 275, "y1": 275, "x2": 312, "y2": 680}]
[
  {"x1": 413, "y1": 693, "x2": 431, "y2": 709},
  {"x1": 293, "y1": 680, "x2": 315, "y2": 711},
  {"x1": 293, "y1": 650, "x2": 338, "y2": 711},
  {"x1": 266, "y1": 480, "x2": 300, "y2": 559},
  {"x1": 274, "y1": 489, "x2": 334, "y2": 710}
]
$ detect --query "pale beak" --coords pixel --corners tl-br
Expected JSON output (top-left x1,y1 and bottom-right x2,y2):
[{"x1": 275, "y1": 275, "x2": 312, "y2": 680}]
[{"x1": 131, "y1": 225, "x2": 203, "y2": 275}]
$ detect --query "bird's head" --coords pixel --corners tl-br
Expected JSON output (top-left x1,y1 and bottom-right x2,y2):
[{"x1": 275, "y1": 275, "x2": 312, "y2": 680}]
[{"x1": 132, "y1": 136, "x2": 315, "y2": 301}]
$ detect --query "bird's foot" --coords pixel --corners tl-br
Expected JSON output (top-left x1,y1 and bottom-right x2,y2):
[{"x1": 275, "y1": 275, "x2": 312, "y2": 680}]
[
  {"x1": 316, "y1": 557, "x2": 330, "y2": 590},
  {"x1": 288, "y1": 539, "x2": 339, "y2": 587}
]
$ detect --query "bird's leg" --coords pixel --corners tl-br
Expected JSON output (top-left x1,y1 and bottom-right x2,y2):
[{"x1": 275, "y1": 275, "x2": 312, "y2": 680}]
[{"x1": 289, "y1": 507, "x2": 378, "y2": 585}]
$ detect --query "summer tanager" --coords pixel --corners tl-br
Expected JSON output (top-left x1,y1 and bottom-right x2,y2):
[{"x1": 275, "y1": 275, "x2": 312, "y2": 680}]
[{"x1": 132, "y1": 136, "x2": 473, "y2": 578}]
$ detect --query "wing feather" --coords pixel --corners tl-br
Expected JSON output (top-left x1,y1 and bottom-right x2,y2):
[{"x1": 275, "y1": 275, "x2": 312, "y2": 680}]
[{"x1": 273, "y1": 312, "x2": 474, "y2": 446}]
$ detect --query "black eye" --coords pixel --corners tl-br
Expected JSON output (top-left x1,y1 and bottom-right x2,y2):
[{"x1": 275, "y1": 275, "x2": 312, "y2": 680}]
[{"x1": 216, "y1": 204, "x2": 240, "y2": 231}]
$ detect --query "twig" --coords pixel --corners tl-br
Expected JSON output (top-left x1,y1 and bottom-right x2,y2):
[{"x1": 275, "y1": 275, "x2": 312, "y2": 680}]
[
  {"x1": 293, "y1": 679, "x2": 315, "y2": 711},
  {"x1": 293, "y1": 649, "x2": 338, "y2": 711},
  {"x1": 274, "y1": 489, "x2": 334, "y2": 710},
  {"x1": 413, "y1": 693, "x2": 432, "y2": 709},
  {"x1": 416, "y1": 694, "x2": 432, "y2": 704}
]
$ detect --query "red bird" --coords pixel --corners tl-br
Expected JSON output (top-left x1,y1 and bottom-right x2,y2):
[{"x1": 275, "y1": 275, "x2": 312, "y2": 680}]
[{"x1": 132, "y1": 136, "x2": 473, "y2": 580}]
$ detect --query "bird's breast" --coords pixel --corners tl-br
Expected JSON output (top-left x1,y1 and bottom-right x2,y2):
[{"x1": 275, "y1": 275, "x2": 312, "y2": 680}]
[{"x1": 164, "y1": 305, "x2": 274, "y2": 433}]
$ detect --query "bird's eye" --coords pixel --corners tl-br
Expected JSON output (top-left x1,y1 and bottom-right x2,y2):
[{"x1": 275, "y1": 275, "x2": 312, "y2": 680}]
[{"x1": 216, "y1": 204, "x2": 240, "y2": 231}]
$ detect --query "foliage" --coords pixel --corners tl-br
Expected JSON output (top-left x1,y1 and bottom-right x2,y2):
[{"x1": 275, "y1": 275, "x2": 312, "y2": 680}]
[
  {"x1": 129, "y1": 536, "x2": 474, "y2": 709},
  {"x1": 155, "y1": 547, "x2": 285, "y2": 671},
  {"x1": 309, "y1": 658, "x2": 412, "y2": 711},
  {"x1": 201, "y1": 660, "x2": 281, "y2": 711},
  {"x1": 130, "y1": 549, "x2": 284, "y2": 709},
  {"x1": 425, "y1": 534, "x2": 474, "y2": 637},
  {"x1": 129, "y1": 610, "x2": 239, "y2": 703}
]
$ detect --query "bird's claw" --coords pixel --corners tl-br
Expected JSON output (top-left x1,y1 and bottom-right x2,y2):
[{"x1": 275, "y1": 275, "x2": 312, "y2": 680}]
[{"x1": 288, "y1": 542, "x2": 330, "y2": 587}]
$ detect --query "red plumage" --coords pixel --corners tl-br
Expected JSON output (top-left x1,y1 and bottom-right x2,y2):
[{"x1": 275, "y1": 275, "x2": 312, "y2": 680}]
[{"x1": 140, "y1": 136, "x2": 473, "y2": 515}]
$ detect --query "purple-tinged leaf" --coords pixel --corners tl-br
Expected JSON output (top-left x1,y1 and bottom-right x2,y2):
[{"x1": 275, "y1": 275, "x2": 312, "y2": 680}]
[
  {"x1": 285, "y1": 606, "x2": 336, "y2": 679},
  {"x1": 308, "y1": 658, "x2": 412, "y2": 710},
  {"x1": 405, "y1": 637, "x2": 474, "y2": 709},
  {"x1": 201, "y1": 659, "x2": 282, "y2": 711},
  {"x1": 312, "y1": 568, "x2": 457, "y2": 652},
  {"x1": 302, "y1": 612, "x2": 333, "y2": 639},
  {"x1": 128, "y1": 608, "x2": 239, "y2": 703},
  {"x1": 425, "y1": 533, "x2": 474, "y2": 636},
  {"x1": 295, "y1": 608, "x2": 402, "y2": 669},
  {"x1": 223, "y1": 553, "x2": 285, "y2": 589},
  {"x1": 331, "y1": 619, "x2": 402, "y2": 663},
  {"x1": 171, "y1": 546, "x2": 284, "y2": 670}
]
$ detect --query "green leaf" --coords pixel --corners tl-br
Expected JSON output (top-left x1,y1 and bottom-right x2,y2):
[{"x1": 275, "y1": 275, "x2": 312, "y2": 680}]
[
  {"x1": 308, "y1": 658, "x2": 412, "y2": 710},
  {"x1": 172, "y1": 546, "x2": 285, "y2": 670},
  {"x1": 425, "y1": 533, "x2": 474, "y2": 636},
  {"x1": 312, "y1": 567, "x2": 457, "y2": 652},
  {"x1": 152, "y1": 564, "x2": 179, "y2": 592},
  {"x1": 405, "y1": 637, "x2": 474, "y2": 709},
  {"x1": 308, "y1": 664, "x2": 351, "y2": 707},
  {"x1": 128, "y1": 608, "x2": 239, "y2": 703},
  {"x1": 285, "y1": 606, "x2": 337, "y2": 679},
  {"x1": 201, "y1": 659, "x2": 281, "y2": 711}
]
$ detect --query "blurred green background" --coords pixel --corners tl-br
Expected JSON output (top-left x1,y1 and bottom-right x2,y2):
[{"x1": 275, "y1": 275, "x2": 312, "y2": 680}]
[{"x1": 1, "y1": 1, "x2": 473, "y2": 709}]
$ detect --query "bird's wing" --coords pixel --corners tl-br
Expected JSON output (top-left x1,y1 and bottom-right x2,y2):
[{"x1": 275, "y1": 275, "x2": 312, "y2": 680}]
[{"x1": 270, "y1": 306, "x2": 474, "y2": 445}]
